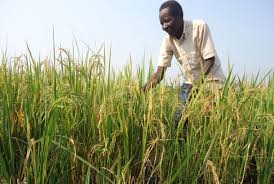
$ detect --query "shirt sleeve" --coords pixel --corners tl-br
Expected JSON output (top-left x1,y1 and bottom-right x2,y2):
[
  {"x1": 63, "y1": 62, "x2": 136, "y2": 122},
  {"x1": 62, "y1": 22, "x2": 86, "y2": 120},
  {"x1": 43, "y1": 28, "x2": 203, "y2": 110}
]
[
  {"x1": 157, "y1": 36, "x2": 173, "y2": 67},
  {"x1": 198, "y1": 21, "x2": 217, "y2": 60}
]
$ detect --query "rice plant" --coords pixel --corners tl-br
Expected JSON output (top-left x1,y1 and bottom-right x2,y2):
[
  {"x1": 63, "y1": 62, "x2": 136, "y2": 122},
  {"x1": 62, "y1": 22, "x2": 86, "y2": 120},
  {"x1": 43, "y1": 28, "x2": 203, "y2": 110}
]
[{"x1": 0, "y1": 45, "x2": 273, "y2": 183}]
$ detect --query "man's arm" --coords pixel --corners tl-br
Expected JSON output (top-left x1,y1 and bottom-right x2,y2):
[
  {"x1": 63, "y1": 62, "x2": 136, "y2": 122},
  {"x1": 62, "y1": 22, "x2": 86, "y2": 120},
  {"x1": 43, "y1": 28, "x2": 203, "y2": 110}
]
[
  {"x1": 142, "y1": 36, "x2": 172, "y2": 92},
  {"x1": 142, "y1": 66, "x2": 167, "y2": 92},
  {"x1": 198, "y1": 21, "x2": 216, "y2": 76},
  {"x1": 204, "y1": 56, "x2": 215, "y2": 76}
]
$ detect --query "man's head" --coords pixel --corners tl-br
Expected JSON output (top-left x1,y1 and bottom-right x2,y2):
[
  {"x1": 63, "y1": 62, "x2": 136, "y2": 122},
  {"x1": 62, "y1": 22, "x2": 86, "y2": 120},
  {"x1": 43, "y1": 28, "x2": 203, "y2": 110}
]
[{"x1": 159, "y1": 1, "x2": 184, "y2": 39}]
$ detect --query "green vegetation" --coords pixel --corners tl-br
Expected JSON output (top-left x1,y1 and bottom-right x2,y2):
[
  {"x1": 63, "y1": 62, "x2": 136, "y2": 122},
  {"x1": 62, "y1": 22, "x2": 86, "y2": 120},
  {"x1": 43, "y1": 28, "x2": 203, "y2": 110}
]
[{"x1": 0, "y1": 45, "x2": 273, "y2": 183}]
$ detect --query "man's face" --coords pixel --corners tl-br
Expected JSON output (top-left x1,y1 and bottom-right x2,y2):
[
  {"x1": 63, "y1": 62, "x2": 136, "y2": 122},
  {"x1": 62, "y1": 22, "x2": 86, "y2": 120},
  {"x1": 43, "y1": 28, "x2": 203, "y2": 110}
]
[{"x1": 159, "y1": 7, "x2": 183, "y2": 39}]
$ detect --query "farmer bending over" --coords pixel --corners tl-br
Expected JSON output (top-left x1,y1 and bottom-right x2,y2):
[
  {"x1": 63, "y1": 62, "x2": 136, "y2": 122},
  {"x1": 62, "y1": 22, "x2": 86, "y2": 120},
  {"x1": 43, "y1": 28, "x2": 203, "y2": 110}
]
[{"x1": 143, "y1": 0, "x2": 226, "y2": 124}]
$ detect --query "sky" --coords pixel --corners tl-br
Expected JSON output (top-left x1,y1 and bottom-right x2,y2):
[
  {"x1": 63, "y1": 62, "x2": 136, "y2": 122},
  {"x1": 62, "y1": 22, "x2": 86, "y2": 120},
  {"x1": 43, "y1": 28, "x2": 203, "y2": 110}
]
[{"x1": 0, "y1": 0, "x2": 274, "y2": 81}]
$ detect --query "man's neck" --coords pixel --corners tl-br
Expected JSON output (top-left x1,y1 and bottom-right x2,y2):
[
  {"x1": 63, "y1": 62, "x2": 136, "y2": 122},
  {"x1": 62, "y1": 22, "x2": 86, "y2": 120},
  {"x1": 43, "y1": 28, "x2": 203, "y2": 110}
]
[{"x1": 174, "y1": 19, "x2": 184, "y2": 40}]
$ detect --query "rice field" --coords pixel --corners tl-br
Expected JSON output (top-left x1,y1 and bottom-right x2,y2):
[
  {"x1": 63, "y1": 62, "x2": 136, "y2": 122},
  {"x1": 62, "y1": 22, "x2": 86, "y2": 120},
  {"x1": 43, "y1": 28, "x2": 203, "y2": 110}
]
[{"x1": 0, "y1": 45, "x2": 273, "y2": 183}]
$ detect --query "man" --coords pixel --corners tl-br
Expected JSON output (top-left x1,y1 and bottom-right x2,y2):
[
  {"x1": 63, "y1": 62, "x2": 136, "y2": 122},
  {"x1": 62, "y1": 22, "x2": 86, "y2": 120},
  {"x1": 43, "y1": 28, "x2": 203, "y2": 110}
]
[{"x1": 143, "y1": 0, "x2": 226, "y2": 123}]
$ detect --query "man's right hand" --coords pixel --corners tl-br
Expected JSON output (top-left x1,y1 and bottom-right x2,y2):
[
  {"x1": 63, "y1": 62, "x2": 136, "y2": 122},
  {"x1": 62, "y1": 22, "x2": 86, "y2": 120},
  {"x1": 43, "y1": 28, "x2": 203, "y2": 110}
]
[
  {"x1": 142, "y1": 83, "x2": 149, "y2": 92},
  {"x1": 142, "y1": 66, "x2": 167, "y2": 93},
  {"x1": 142, "y1": 82, "x2": 153, "y2": 92}
]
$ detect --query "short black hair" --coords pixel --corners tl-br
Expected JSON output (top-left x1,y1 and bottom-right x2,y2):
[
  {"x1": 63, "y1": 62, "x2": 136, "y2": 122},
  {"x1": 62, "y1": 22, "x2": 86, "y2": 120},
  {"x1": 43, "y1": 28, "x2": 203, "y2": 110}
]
[{"x1": 159, "y1": 0, "x2": 183, "y2": 18}]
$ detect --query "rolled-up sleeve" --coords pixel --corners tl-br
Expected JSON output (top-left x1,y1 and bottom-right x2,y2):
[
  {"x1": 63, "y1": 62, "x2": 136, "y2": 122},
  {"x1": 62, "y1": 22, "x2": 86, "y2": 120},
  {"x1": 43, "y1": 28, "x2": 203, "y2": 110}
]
[
  {"x1": 157, "y1": 37, "x2": 173, "y2": 67},
  {"x1": 198, "y1": 21, "x2": 217, "y2": 60}
]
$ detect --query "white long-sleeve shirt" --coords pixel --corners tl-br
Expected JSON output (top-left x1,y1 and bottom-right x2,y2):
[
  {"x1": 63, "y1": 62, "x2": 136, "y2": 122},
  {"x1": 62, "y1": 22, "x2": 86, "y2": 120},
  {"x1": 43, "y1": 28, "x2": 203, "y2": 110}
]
[{"x1": 158, "y1": 20, "x2": 226, "y2": 85}]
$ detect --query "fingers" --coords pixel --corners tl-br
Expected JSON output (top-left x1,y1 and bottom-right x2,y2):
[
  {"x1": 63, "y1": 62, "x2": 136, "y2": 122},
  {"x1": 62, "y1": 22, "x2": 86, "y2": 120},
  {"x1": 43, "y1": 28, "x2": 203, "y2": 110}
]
[{"x1": 142, "y1": 83, "x2": 148, "y2": 92}]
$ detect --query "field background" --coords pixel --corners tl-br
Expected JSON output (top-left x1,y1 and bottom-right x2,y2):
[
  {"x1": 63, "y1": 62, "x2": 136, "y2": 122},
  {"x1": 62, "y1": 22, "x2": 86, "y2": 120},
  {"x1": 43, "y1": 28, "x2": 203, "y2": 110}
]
[{"x1": 0, "y1": 46, "x2": 273, "y2": 183}]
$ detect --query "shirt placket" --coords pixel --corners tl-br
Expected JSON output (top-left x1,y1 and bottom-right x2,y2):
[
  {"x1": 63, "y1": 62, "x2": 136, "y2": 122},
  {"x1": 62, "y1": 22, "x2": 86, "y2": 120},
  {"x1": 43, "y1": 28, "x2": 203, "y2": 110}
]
[{"x1": 173, "y1": 40, "x2": 193, "y2": 82}]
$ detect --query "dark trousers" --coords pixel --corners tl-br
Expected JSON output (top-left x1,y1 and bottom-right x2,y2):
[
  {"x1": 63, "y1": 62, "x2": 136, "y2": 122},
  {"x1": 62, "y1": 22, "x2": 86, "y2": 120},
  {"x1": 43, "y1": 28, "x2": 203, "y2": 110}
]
[{"x1": 174, "y1": 83, "x2": 193, "y2": 125}]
